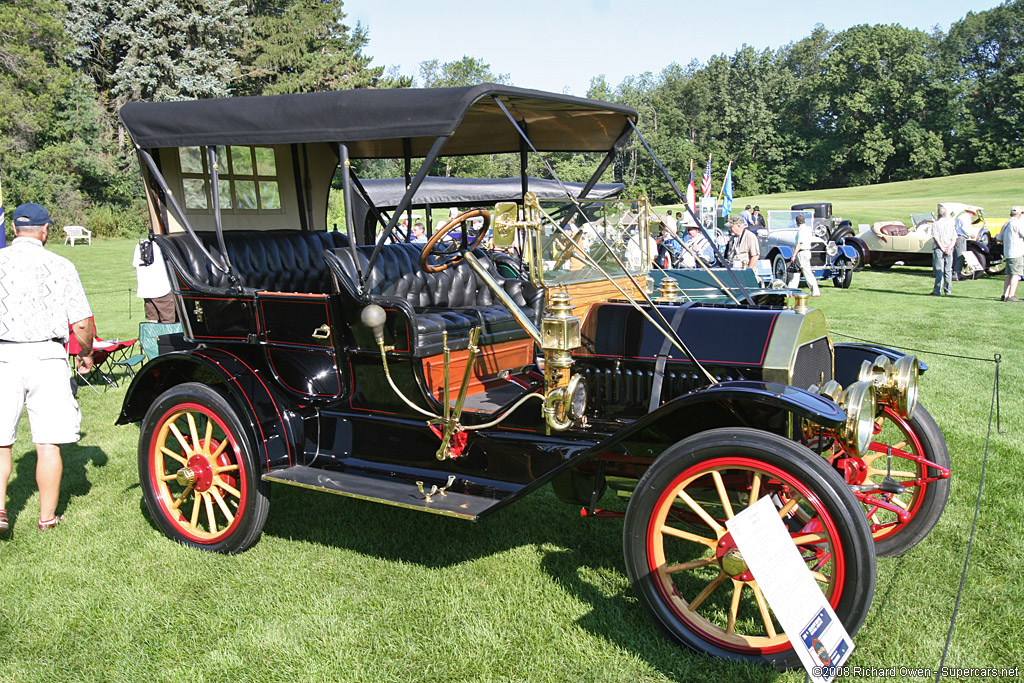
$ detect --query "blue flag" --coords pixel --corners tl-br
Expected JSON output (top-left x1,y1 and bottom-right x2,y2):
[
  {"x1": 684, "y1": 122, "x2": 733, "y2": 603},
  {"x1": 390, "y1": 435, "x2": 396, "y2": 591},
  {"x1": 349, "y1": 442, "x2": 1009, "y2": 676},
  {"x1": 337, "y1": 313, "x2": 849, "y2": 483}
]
[{"x1": 720, "y1": 164, "x2": 733, "y2": 215}]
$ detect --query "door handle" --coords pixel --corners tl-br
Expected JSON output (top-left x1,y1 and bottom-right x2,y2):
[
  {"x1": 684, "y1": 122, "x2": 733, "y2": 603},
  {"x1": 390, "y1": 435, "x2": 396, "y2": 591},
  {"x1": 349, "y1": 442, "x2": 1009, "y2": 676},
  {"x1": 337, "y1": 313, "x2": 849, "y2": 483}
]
[{"x1": 311, "y1": 324, "x2": 331, "y2": 340}]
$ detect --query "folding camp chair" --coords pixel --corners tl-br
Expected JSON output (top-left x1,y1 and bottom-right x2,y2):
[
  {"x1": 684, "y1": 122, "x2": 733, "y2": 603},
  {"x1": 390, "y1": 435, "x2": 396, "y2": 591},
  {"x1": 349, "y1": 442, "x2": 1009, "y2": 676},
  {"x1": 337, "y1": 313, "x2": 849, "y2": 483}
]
[
  {"x1": 114, "y1": 321, "x2": 182, "y2": 376},
  {"x1": 67, "y1": 318, "x2": 138, "y2": 391}
]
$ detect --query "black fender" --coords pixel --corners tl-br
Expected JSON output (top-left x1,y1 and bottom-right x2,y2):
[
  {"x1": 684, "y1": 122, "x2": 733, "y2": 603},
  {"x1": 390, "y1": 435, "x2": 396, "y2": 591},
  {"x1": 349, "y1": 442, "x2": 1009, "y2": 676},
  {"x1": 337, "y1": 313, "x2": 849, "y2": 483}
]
[
  {"x1": 840, "y1": 235, "x2": 870, "y2": 265},
  {"x1": 966, "y1": 238, "x2": 990, "y2": 256},
  {"x1": 116, "y1": 348, "x2": 301, "y2": 471},
  {"x1": 586, "y1": 380, "x2": 845, "y2": 460},
  {"x1": 834, "y1": 342, "x2": 928, "y2": 388}
]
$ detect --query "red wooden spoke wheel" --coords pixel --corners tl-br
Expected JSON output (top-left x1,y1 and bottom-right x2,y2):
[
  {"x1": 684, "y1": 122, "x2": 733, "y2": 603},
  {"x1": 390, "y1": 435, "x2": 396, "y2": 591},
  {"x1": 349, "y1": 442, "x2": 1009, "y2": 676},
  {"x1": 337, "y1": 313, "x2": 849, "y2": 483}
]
[
  {"x1": 139, "y1": 383, "x2": 269, "y2": 554},
  {"x1": 828, "y1": 404, "x2": 950, "y2": 557},
  {"x1": 623, "y1": 428, "x2": 875, "y2": 669}
]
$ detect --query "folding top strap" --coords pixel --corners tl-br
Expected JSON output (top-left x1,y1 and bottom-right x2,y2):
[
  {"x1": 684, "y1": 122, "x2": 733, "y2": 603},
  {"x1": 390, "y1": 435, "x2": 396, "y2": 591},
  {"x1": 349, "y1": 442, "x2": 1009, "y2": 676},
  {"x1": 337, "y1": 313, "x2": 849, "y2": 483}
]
[{"x1": 648, "y1": 301, "x2": 696, "y2": 413}]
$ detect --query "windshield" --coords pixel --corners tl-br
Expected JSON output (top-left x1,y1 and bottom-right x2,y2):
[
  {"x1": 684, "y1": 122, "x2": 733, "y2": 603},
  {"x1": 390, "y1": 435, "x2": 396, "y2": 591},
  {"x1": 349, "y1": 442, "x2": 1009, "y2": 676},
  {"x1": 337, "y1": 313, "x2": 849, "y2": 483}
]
[
  {"x1": 518, "y1": 197, "x2": 652, "y2": 287},
  {"x1": 910, "y1": 212, "x2": 934, "y2": 227},
  {"x1": 766, "y1": 210, "x2": 814, "y2": 232}
]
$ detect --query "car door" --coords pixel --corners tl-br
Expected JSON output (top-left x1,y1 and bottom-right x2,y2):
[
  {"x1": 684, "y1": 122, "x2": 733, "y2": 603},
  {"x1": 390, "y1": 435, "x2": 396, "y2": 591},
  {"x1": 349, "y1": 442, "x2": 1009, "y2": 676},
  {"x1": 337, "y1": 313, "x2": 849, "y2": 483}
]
[{"x1": 256, "y1": 292, "x2": 347, "y2": 400}]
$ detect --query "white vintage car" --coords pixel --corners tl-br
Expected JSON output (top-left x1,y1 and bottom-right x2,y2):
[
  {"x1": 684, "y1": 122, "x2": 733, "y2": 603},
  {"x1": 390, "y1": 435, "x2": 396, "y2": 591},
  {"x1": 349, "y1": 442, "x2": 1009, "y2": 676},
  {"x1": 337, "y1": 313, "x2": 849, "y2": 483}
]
[
  {"x1": 754, "y1": 209, "x2": 857, "y2": 288},
  {"x1": 854, "y1": 202, "x2": 1000, "y2": 274}
]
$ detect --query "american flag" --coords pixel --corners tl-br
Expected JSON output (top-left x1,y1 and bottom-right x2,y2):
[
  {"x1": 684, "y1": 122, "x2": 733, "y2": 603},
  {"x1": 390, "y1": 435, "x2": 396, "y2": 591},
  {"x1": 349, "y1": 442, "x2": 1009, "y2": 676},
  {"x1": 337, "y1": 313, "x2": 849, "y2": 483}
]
[{"x1": 700, "y1": 155, "x2": 712, "y2": 197}]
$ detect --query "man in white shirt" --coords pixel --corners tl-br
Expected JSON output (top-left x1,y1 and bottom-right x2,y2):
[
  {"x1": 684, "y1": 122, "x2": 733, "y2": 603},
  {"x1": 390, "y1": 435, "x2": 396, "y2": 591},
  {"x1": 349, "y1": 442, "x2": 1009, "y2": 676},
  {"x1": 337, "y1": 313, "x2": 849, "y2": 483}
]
[
  {"x1": 132, "y1": 239, "x2": 176, "y2": 323},
  {"x1": 998, "y1": 206, "x2": 1024, "y2": 302},
  {"x1": 952, "y1": 209, "x2": 974, "y2": 280},
  {"x1": 0, "y1": 203, "x2": 95, "y2": 533},
  {"x1": 787, "y1": 213, "x2": 820, "y2": 296},
  {"x1": 930, "y1": 205, "x2": 956, "y2": 296}
]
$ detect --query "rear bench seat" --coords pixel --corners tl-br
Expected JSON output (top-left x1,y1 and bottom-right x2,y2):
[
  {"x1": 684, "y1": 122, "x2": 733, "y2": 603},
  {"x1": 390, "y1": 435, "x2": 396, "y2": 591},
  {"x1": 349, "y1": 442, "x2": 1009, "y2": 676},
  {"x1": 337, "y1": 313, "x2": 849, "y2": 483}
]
[
  {"x1": 325, "y1": 244, "x2": 543, "y2": 356},
  {"x1": 156, "y1": 229, "x2": 350, "y2": 294}
]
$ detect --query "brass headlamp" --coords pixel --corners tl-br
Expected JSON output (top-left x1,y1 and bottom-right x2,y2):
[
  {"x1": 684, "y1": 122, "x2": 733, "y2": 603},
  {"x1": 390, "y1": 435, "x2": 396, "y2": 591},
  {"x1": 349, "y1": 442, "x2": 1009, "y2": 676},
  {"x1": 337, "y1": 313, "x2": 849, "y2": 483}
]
[
  {"x1": 857, "y1": 354, "x2": 919, "y2": 419},
  {"x1": 809, "y1": 379, "x2": 877, "y2": 456}
]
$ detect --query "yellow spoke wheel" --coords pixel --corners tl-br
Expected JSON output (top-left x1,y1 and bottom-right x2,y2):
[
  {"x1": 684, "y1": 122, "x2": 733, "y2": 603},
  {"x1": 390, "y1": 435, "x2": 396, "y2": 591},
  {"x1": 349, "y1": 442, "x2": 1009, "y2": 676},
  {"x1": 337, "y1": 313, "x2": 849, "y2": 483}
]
[{"x1": 623, "y1": 428, "x2": 875, "y2": 669}]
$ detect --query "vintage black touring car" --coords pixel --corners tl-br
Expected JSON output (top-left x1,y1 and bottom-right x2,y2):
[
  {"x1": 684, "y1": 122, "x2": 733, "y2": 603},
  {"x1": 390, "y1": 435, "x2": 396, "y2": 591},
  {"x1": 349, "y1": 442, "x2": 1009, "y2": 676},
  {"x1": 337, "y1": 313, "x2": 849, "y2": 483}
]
[{"x1": 117, "y1": 85, "x2": 950, "y2": 669}]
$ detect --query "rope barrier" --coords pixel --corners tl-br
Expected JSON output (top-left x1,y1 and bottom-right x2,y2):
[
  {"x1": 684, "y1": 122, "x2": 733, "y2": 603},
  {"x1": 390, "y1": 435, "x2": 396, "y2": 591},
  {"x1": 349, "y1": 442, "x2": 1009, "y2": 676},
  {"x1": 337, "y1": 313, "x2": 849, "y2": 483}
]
[{"x1": 934, "y1": 354, "x2": 1000, "y2": 683}]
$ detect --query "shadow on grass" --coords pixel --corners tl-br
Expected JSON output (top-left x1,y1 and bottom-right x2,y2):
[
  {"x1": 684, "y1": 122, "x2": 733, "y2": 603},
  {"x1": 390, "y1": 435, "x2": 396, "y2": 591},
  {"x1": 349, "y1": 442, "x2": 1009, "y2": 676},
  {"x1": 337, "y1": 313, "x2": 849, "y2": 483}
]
[
  {"x1": 2, "y1": 442, "x2": 107, "y2": 536},
  {"x1": 251, "y1": 485, "x2": 780, "y2": 682}
]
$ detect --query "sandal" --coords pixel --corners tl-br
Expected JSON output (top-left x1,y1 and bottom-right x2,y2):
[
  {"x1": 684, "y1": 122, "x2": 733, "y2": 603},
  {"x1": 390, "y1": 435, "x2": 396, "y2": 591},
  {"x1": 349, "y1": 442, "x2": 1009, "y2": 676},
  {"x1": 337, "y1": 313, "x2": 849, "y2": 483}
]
[
  {"x1": 37, "y1": 515, "x2": 64, "y2": 531},
  {"x1": 0, "y1": 509, "x2": 8, "y2": 535}
]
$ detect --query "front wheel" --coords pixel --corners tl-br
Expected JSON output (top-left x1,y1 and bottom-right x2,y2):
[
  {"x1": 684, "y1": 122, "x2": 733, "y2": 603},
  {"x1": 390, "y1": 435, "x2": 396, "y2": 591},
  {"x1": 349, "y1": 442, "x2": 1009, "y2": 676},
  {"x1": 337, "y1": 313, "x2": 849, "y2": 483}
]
[
  {"x1": 623, "y1": 428, "x2": 875, "y2": 669},
  {"x1": 139, "y1": 382, "x2": 269, "y2": 554},
  {"x1": 832, "y1": 259, "x2": 853, "y2": 288},
  {"x1": 828, "y1": 404, "x2": 950, "y2": 557},
  {"x1": 771, "y1": 253, "x2": 788, "y2": 282}
]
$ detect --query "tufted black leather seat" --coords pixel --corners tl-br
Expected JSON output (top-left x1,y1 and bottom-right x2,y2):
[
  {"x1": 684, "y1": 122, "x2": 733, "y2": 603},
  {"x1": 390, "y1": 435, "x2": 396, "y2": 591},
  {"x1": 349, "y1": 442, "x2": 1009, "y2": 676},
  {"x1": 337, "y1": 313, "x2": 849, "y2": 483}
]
[
  {"x1": 157, "y1": 230, "x2": 350, "y2": 294},
  {"x1": 325, "y1": 243, "x2": 543, "y2": 356}
]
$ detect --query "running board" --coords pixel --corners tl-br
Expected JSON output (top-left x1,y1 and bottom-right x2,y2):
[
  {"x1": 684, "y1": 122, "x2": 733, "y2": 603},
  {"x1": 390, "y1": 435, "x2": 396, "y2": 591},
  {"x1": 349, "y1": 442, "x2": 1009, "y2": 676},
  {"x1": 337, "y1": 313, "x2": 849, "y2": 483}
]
[{"x1": 262, "y1": 465, "x2": 504, "y2": 521}]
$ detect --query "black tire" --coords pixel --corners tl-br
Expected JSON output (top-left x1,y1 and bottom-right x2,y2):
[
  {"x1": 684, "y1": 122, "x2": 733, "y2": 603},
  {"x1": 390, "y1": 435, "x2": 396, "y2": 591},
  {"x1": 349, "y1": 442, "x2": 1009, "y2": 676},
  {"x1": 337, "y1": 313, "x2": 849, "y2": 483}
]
[
  {"x1": 832, "y1": 258, "x2": 854, "y2": 289},
  {"x1": 830, "y1": 225, "x2": 853, "y2": 243},
  {"x1": 869, "y1": 258, "x2": 893, "y2": 270},
  {"x1": 833, "y1": 404, "x2": 951, "y2": 558},
  {"x1": 623, "y1": 428, "x2": 875, "y2": 669},
  {"x1": 771, "y1": 253, "x2": 788, "y2": 282},
  {"x1": 139, "y1": 382, "x2": 270, "y2": 554}
]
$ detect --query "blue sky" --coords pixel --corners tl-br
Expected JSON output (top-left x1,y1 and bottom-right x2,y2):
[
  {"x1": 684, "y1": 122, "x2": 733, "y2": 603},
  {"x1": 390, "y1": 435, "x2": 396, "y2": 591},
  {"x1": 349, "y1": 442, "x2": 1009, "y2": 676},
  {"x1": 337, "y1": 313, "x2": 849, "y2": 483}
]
[{"x1": 345, "y1": 0, "x2": 1001, "y2": 95}]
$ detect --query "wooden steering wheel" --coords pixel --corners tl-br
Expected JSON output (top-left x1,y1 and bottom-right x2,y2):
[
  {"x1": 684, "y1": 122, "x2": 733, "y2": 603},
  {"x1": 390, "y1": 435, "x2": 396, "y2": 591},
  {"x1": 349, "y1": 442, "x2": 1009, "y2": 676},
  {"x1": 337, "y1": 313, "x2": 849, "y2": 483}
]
[{"x1": 419, "y1": 209, "x2": 491, "y2": 273}]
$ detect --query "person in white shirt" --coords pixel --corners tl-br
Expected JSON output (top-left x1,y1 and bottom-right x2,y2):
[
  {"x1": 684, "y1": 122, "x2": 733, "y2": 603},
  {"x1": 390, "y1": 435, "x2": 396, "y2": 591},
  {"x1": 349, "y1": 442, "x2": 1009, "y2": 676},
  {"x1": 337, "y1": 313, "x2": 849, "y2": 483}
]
[
  {"x1": 0, "y1": 203, "x2": 95, "y2": 533},
  {"x1": 787, "y1": 214, "x2": 820, "y2": 296},
  {"x1": 952, "y1": 209, "x2": 974, "y2": 280},
  {"x1": 930, "y1": 205, "x2": 957, "y2": 296},
  {"x1": 998, "y1": 206, "x2": 1024, "y2": 302},
  {"x1": 132, "y1": 239, "x2": 176, "y2": 323}
]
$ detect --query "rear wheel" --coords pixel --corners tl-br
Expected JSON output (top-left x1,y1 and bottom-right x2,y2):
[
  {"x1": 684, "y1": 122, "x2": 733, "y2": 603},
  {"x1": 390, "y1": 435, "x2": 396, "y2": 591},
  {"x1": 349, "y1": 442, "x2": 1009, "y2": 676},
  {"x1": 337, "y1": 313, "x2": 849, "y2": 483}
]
[
  {"x1": 139, "y1": 382, "x2": 269, "y2": 554},
  {"x1": 623, "y1": 428, "x2": 875, "y2": 669}
]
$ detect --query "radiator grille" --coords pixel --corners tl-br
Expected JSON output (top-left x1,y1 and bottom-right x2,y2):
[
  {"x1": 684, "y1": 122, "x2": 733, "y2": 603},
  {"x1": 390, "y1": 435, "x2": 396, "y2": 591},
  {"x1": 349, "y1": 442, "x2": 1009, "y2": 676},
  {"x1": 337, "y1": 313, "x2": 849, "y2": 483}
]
[{"x1": 792, "y1": 338, "x2": 833, "y2": 390}]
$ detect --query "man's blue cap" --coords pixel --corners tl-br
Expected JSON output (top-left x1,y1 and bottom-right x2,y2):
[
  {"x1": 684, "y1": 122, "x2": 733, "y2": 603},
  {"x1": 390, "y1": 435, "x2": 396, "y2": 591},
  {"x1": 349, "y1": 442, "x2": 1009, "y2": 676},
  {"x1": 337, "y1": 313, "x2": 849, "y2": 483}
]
[{"x1": 13, "y1": 202, "x2": 52, "y2": 226}]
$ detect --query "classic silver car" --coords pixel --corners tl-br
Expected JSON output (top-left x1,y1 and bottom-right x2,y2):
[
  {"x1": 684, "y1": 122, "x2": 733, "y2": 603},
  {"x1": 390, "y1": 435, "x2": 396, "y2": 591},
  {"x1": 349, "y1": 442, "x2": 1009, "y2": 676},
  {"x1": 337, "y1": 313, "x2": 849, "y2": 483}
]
[{"x1": 757, "y1": 210, "x2": 857, "y2": 288}]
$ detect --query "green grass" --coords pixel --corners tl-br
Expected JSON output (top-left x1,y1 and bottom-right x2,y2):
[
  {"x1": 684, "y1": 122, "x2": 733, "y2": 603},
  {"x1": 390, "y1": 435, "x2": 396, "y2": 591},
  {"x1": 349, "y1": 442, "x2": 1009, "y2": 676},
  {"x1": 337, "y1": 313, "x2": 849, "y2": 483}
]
[
  {"x1": 0, "y1": 235, "x2": 1021, "y2": 683},
  {"x1": 662, "y1": 167, "x2": 1024, "y2": 226}
]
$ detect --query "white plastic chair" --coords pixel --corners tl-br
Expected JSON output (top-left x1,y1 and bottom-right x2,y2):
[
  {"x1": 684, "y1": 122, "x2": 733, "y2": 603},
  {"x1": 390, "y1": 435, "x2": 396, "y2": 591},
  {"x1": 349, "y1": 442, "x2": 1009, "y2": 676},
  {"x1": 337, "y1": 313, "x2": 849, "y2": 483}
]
[{"x1": 63, "y1": 225, "x2": 92, "y2": 246}]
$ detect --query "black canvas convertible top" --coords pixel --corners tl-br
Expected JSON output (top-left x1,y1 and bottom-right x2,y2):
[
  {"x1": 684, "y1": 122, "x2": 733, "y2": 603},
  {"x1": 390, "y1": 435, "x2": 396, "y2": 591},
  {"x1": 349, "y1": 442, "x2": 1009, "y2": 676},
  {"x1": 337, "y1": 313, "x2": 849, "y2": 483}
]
[
  {"x1": 358, "y1": 176, "x2": 625, "y2": 209},
  {"x1": 119, "y1": 84, "x2": 638, "y2": 158}
]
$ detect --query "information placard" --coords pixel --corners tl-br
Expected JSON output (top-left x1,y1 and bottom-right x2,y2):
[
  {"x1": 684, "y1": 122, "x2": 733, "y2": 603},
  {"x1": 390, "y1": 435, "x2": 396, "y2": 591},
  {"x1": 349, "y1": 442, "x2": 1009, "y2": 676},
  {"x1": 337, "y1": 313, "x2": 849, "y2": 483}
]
[{"x1": 725, "y1": 495, "x2": 853, "y2": 683}]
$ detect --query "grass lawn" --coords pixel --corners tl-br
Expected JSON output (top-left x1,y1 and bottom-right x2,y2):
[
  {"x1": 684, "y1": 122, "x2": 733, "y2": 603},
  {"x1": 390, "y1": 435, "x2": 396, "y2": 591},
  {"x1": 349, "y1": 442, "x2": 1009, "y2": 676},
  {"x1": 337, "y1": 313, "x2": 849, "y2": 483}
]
[{"x1": 0, "y1": 237, "x2": 1021, "y2": 682}]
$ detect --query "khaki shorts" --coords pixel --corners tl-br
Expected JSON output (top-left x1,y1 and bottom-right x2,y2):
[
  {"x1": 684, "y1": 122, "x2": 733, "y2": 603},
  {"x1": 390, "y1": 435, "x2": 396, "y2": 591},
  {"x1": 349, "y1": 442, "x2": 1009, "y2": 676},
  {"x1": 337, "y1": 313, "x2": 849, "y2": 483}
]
[
  {"x1": 0, "y1": 341, "x2": 81, "y2": 445},
  {"x1": 1006, "y1": 256, "x2": 1024, "y2": 277}
]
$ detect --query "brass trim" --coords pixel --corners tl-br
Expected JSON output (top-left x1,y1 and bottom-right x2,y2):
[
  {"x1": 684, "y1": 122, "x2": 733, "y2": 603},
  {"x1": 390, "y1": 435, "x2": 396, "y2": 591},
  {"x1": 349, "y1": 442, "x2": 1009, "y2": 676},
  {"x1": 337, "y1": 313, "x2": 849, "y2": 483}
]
[
  {"x1": 311, "y1": 324, "x2": 331, "y2": 340},
  {"x1": 762, "y1": 308, "x2": 832, "y2": 386}
]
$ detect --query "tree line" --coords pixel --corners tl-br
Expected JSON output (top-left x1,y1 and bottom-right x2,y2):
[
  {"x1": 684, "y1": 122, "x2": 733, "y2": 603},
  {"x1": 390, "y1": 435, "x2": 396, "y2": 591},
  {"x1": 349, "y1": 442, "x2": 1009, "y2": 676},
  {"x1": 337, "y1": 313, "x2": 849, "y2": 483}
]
[{"x1": 1, "y1": 0, "x2": 1021, "y2": 234}]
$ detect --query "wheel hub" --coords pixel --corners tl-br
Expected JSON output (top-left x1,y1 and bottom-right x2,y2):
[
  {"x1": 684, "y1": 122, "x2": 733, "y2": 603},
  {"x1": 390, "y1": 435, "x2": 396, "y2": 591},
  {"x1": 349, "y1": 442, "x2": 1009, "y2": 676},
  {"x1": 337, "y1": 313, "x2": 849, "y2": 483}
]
[
  {"x1": 185, "y1": 455, "x2": 214, "y2": 492},
  {"x1": 716, "y1": 532, "x2": 754, "y2": 581},
  {"x1": 834, "y1": 456, "x2": 868, "y2": 485},
  {"x1": 175, "y1": 466, "x2": 195, "y2": 487}
]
